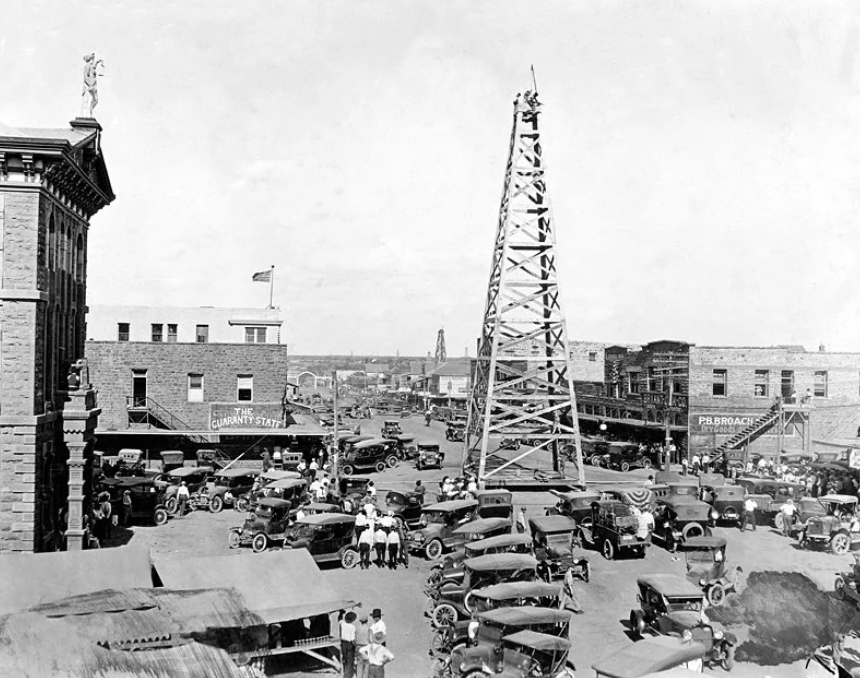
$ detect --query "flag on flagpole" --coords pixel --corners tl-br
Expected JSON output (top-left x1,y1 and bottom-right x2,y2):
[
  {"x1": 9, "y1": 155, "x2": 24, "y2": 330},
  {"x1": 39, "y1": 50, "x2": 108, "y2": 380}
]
[{"x1": 252, "y1": 270, "x2": 272, "y2": 283}]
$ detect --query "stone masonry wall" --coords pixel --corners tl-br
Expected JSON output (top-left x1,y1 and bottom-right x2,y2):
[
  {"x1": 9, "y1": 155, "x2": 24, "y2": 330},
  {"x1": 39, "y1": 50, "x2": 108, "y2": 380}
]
[{"x1": 86, "y1": 341, "x2": 290, "y2": 431}]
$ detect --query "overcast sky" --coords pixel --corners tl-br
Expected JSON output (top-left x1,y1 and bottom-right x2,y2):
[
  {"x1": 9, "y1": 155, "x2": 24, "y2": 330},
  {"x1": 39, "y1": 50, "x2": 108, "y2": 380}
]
[{"x1": 4, "y1": 0, "x2": 860, "y2": 355}]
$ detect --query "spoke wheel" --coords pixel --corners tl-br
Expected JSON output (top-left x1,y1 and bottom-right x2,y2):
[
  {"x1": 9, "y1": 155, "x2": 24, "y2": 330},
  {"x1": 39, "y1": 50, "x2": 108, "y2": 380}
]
[
  {"x1": 340, "y1": 547, "x2": 359, "y2": 569},
  {"x1": 721, "y1": 644, "x2": 735, "y2": 671},
  {"x1": 642, "y1": 458, "x2": 652, "y2": 470},
  {"x1": 431, "y1": 603, "x2": 457, "y2": 628},
  {"x1": 707, "y1": 583, "x2": 725, "y2": 607},
  {"x1": 228, "y1": 531, "x2": 241, "y2": 549},
  {"x1": 620, "y1": 461, "x2": 631, "y2": 473},
  {"x1": 430, "y1": 630, "x2": 449, "y2": 654},
  {"x1": 374, "y1": 461, "x2": 387, "y2": 473},
  {"x1": 773, "y1": 513, "x2": 784, "y2": 531},
  {"x1": 386, "y1": 455, "x2": 398, "y2": 468},
  {"x1": 209, "y1": 495, "x2": 224, "y2": 513},
  {"x1": 251, "y1": 533, "x2": 268, "y2": 553},
  {"x1": 426, "y1": 540, "x2": 444, "y2": 560},
  {"x1": 602, "y1": 539, "x2": 615, "y2": 561},
  {"x1": 165, "y1": 496, "x2": 178, "y2": 515},
  {"x1": 831, "y1": 533, "x2": 851, "y2": 555},
  {"x1": 154, "y1": 507, "x2": 169, "y2": 526}
]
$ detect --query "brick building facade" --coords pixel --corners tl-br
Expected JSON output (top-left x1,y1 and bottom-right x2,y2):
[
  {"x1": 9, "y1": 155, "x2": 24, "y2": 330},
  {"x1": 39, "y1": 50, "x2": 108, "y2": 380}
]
[
  {"x1": 688, "y1": 345, "x2": 860, "y2": 458},
  {"x1": 0, "y1": 118, "x2": 114, "y2": 551}
]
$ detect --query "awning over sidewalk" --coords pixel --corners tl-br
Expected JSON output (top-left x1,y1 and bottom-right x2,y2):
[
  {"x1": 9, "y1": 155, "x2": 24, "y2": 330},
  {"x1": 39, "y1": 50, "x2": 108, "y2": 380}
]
[
  {"x1": 0, "y1": 545, "x2": 154, "y2": 616},
  {"x1": 156, "y1": 550, "x2": 353, "y2": 624}
]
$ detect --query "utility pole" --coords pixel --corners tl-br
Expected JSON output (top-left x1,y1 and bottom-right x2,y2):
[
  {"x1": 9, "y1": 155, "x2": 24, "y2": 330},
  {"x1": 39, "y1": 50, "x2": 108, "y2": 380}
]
[{"x1": 332, "y1": 370, "x2": 339, "y2": 477}]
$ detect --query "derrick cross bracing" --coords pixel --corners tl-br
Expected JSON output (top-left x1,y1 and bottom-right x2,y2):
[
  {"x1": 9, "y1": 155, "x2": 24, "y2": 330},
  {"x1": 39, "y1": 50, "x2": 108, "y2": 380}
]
[{"x1": 464, "y1": 88, "x2": 584, "y2": 488}]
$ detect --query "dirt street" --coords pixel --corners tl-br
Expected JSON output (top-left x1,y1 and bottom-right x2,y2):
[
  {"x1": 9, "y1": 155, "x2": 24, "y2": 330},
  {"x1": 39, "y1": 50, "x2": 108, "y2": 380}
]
[{"x1": 124, "y1": 415, "x2": 839, "y2": 677}]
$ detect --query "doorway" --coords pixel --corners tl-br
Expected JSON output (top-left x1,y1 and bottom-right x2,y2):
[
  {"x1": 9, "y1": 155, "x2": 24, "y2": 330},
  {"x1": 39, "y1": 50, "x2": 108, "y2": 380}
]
[{"x1": 132, "y1": 369, "x2": 148, "y2": 407}]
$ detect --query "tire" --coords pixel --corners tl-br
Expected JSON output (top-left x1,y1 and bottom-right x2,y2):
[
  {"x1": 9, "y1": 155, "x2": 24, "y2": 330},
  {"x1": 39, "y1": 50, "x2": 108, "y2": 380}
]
[
  {"x1": 424, "y1": 596, "x2": 438, "y2": 617},
  {"x1": 430, "y1": 630, "x2": 449, "y2": 654},
  {"x1": 707, "y1": 583, "x2": 726, "y2": 607},
  {"x1": 386, "y1": 455, "x2": 398, "y2": 468},
  {"x1": 209, "y1": 495, "x2": 224, "y2": 514},
  {"x1": 228, "y1": 531, "x2": 241, "y2": 549},
  {"x1": 236, "y1": 497, "x2": 250, "y2": 512},
  {"x1": 831, "y1": 532, "x2": 851, "y2": 555},
  {"x1": 462, "y1": 671, "x2": 491, "y2": 678},
  {"x1": 165, "y1": 496, "x2": 178, "y2": 515},
  {"x1": 629, "y1": 610, "x2": 645, "y2": 639},
  {"x1": 341, "y1": 465, "x2": 354, "y2": 476},
  {"x1": 426, "y1": 540, "x2": 444, "y2": 560},
  {"x1": 722, "y1": 644, "x2": 735, "y2": 671},
  {"x1": 251, "y1": 533, "x2": 268, "y2": 553},
  {"x1": 374, "y1": 461, "x2": 386, "y2": 473},
  {"x1": 154, "y1": 507, "x2": 169, "y2": 526},
  {"x1": 774, "y1": 513, "x2": 785, "y2": 531},
  {"x1": 463, "y1": 591, "x2": 476, "y2": 614},
  {"x1": 591, "y1": 456, "x2": 602, "y2": 467},
  {"x1": 340, "y1": 547, "x2": 359, "y2": 570},
  {"x1": 836, "y1": 576, "x2": 847, "y2": 600},
  {"x1": 602, "y1": 539, "x2": 615, "y2": 561},
  {"x1": 682, "y1": 523, "x2": 705, "y2": 540},
  {"x1": 432, "y1": 603, "x2": 458, "y2": 628},
  {"x1": 641, "y1": 458, "x2": 652, "y2": 470},
  {"x1": 620, "y1": 461, "x2": 631, "y2": 473}
]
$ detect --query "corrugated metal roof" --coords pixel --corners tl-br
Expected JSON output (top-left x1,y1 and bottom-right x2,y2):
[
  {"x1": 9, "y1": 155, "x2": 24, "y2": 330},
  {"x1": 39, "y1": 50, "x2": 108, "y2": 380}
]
[{"x1": 0, "y1": 545, "x2": 154, "y2": 616}]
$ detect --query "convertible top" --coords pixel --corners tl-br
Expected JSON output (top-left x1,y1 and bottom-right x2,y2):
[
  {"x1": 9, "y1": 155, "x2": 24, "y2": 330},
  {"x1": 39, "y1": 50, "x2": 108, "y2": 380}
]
[
  {"x1": 394, "y1": 434, "x2": 415, "y2": 442},
  {"x1": 295, "y1": 513, "x2": 356, "y2": 527},
  {"x1": 167, "y1": 466, "x2": 213, "y2": 478},
  {"x1": 592, "y1": 636, "x2": 707, "y2": 678},
  {"x1": 424, "y1": 499, "x2": 478, "y2": 513},
  {"x1": 472, "y1": 581, "x2": 561, "y2": 601},
  {"x1": 819, "y1": 494, "x2": 858, "y2": 505},
  {"x1": 528, "y1": 515, "x2": 577, "y2": 534},
  {"x1": 502, "y1": 630, "x2": 569, "y2": 652},
  {"x1": 215, "y1": 467, "x2": 260, "y2": 479},
  {"x1": 464, "y1": 553, "x2": 538, "y2": 572},
  {"x1": 637, "y1": 574, "x2": 704, "y2": 598},
  {"x1": 265, "y1": 478, "x2": 307, "y2": 490},
  {"x1": 477, "y1": 606, "x2": 569, "y2": 626},
  {"x1": 452, "y1": 517, "x2": 511, "y2": 536},
  {"x1": 353, "y1": 438, "x2": 390, "y2": 449},
  {"x1": 551, "y1": 489, "x2": 601, "y2": 503},
  {"x1": 466, "y1": 533, "x2": 532, "y2": 554},
  {"x1": 261, "y1": 469, "x2": 302, "y2": 482},
  {"x1": 683, "y1": 536, "x2": 727, "y2": 550},
  {"x1": 257, "y1": 497, "x2": 291, "y2": 509}
]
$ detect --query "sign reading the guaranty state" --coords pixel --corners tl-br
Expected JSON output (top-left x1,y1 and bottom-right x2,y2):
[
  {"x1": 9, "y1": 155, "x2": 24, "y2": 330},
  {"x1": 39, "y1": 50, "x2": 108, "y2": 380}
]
[
  {"x1": 209, "y1": 404, "x2": 286, "y2": 430},
  {"x1": 689, "y1": 413, "x2": 759, "y2": 435}
]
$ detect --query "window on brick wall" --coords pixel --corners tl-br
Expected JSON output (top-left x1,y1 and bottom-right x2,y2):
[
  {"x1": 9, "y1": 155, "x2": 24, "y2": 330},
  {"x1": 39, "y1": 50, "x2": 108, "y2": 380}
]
[
  {"x1": 245, "y1": 327, "x2": 267, "y2": 343},
  {"x1": 151, "y1": 324, "x2": 163, "y2": 342},
  {"x1": 814, "y1": 371, "x2": 828, "y2": 398},
  {"x1": 712, "y1": 369, "x2": 727, "y2": 397},
  {"x1": 167, "y1": 324, "x2": 178, "y2": 343},
  {"x1": 237, "y1": 375, "x2": 253, "y2": 402},
  {"x1": 588, "y1": 351, "x2": 597, "y2": 362},
  {"x1": 629, "y1": 373, "x2": 640, "y2": 394},
  {"x1": 781, "y1": 370, "x2": 795, "y2": 399},
  {"x1": 118, "y1": 323, "x2": 130, "y2": 342},
  {"x1": 196, "y1": 325, "x2": 209, "y2": 343},
  {"x1": 188, "y1": 373, "x2": 204, "y2": 402},
  {"x1": 754, "y1": 370, "x2": 769, "y2": 397}
]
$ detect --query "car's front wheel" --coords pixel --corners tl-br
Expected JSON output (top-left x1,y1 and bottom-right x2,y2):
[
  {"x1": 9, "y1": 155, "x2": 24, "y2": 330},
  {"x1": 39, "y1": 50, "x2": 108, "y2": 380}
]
[
  {"x1": 153, "y1": 507, "x2": 169, "y2": 526},
  {"x1": 832, "y1": 532, "x2": 851, "y2": 555},
  {"x1": 602, "y1": 539, "x2": 615, "y2": 560},
  {"x1": 386, "y1": 455, "x2": 398, "y2": 468},
  {"x1": 228, "y1": 531, "x2": 241, "y2": 549},
  {"x1": 425, "y1": 540, "x2": 444, "y2": 560},
  {"x1": 252, "y1": 533, "x2": 268, "y2": 553},
  {"x1": 340, "y1": 547, "x2": 359, "y2": 569},
  {"x1": 707, "y1": 583, "x2": 725, "y2": 606},
  {"x1": 431, "y1": 603, "x2": 457, "y2": 628},
  {"x1": 629, "y1": 610, "x2": 645, "y2": 639},
  {"x1": 209, "y1": 495, "x2": 224, "y2": 513},
  {"x1": 773, "y1": 513, "x2": 785, "y2": 531},
  {"x1": 721, "y1": 644, "x2": 735, "y2": 671},
  {"x1": 165, "y1": 496, "x2": 178, "y2": 515}
]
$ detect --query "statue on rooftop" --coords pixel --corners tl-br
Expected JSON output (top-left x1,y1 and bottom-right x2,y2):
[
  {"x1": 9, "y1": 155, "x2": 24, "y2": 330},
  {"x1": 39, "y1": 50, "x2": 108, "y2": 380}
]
[{"x1": 80, "y1": 53, "x2": 105, "y2": 118}]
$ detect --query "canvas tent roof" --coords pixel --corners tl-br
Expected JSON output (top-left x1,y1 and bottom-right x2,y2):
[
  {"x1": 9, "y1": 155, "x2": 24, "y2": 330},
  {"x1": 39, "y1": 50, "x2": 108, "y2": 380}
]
[
  {"x1": 0, "y1": 545, "x2": 153, "y2": 616},
  {"x1": 156, "y1": 549, "x2": 353, "y2": 623}
]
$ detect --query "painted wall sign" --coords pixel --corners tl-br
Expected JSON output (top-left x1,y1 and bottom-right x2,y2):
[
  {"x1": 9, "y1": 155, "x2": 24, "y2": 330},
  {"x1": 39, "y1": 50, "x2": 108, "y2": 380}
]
[
  {"x1": 209, "y1": 403, "x2": 286, "y2": 430},
  {"x1": 689, "y1": 413, "x2": 759, "y2": 435}
]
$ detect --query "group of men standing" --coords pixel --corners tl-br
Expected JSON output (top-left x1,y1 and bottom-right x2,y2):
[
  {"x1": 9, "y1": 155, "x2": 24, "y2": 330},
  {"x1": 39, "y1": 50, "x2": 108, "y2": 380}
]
[
  {"x1": 339, "y1": 608, "x2": 393, "y2": 678},
  {"x1": 355, "y1": 503, "x2": 409, "y2": 570}
]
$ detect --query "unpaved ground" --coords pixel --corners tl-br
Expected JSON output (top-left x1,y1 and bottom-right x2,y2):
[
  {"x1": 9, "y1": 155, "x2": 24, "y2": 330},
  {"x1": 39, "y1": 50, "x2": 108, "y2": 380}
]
[{"x1": 115, "y1": 415, "x2": 855, "y2": 677}]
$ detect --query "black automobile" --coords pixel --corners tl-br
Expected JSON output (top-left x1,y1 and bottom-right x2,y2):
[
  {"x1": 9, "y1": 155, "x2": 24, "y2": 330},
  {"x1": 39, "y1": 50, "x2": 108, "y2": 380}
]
[
  {"x1": 341, "y1": 438, "x2": 399, "y2": 475},
  {"x1": 385, "y1": 490, "x2": 424, "y2": 528},
  {"x1": 99, "y1": 477, "x2": 169, "y2": 526}
]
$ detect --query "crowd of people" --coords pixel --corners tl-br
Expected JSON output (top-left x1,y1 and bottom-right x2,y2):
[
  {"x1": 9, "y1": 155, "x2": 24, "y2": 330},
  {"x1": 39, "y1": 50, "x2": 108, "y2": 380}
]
[
  {"x1": 339, "y1": 608, "x2": 393, "y2": 678},
  {"x1": 355, "y1": 502, "x2": 409, "y2": 570}
]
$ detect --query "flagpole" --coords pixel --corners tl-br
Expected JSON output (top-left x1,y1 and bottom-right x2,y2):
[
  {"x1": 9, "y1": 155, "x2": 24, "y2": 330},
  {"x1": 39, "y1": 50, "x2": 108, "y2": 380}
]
[{"x1": 269, "y1": 265, "x2": 275, "y2": 309}]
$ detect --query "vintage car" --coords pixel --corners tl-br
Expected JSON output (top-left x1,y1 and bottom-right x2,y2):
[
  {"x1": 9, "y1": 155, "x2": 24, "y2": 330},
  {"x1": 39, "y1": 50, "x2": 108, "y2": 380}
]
[
  {"x1": 835, "y1": 554, "x2": 860, "y2": 610},
  {"x1": 337, "y1": 476, "x2": 373, "y2": 508},
  {"x1": 736, "y1": 477, "x2": 806, "y2": 527},
  {"x1": 529, "y1": 515, "x2": 589, "y2": 582},
  {"x1": 700, "y1": 484, "x2": 745, "y2": 526},
  {"x1": 446, "y1": 421, "x2": 467, "y2": 443},
  {"x1": 606, "y1": 442, "x2": 657, "y2": 472},
  {"x1": 427, "y1": 553, "x2": 539, "y2": 627},
  {"x1": 99, "y1": 476, "x2": 170, "y2": 526},
  {"x1": 339, "y1": 435, "x2": 373, "y2": 455},
  {"x1": 580, "y1": 500, "x2": 650, "y2": 560},
  {"x1": 385, "y1": 490, "x2": 424, "y2": 528},
  {"x1": 629, "y1": 574, "x2": 737, "y2": 671},
  {"x1": 652, "y1": 490, "x2": 714, "y2": 551},
  {"x1": 162, "y1": 466, "x2": 214, "y2": 515},
  {"x1": 806, "y1": 630, "x2": 860, "y2": 678},
  {"x1": 408, "y1": 499, "x2": 479, "y2": 560},
  {"x1": 425, "y1": 519, "x2": 518, "y2": 591},
  {"x1": 234, "y1": 469, "x2": 303, "y2": 511},
  {"x1": 260, "y1": 477, "x2": 309, "y2": 507},
  {"x1": 392, "y1": 434, "x2": 418, "y2": 460},
  {"x1": 303, "y1": 502, "x2": 341, "y2": 515},
  {"x1": 476, "y1": 490, "x2": 514, "y2": 520},
  {"x1": 468, "y1": 581, "x2": 563, "y2": 615},
  {"x1": 683, "y1": 536, "x2": 743, "y2": 606},
  {"x1": 429, "y1": 533, "x2": 534, "y2": 587},
  {"x1": 592, "y1": 636, "x2": 708, "y2": 678},
  {"x1": 205, "y1": 468, "x2": 260, "y2": 513},
  {"x1": 580, "y1": 436, "x2": 610, "y2": 466},
  {"x1": 797, "y1": 495, "x2": 860, "y2": 555},
  {"x1": 159, "y1": 450, "x2": 186, "y2": 473},
  {"x1": 381, "y1": 419, "x2": 403, "y2": 438},
  {"x1": 446, "y1": 630, "x2": 575, "y2": 678},
  {"x1": 341, "y1": 438, "x2": 399, "y2": 475},
  {"x1": 283, "y1": 513, "x2": 359, "y2": 568},
  {"x1": 229, "y1": 497, "x2": 293, "y2": 552},
  {"x1": 547, "y1": 489, "x2": 602, "y2": 526},
  {"x1": 433, "y1": 606, "x2": 569, "y2": 662},
  {"x1": 417, "y1": 442, "x2": 445, "y2": 470}
]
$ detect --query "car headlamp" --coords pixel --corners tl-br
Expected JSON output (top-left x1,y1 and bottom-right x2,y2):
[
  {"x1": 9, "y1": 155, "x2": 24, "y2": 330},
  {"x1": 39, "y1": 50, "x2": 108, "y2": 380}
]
[
  {"x1": 714, "y1": 629, "x2": 724, "y2": 639},
  {"x1": 415, "y1": 533, "x2": 425, "y2": 542},
  {"x1": 710, "y1": 510, "x2": 719, "y2": 520},
  {"x1": 682, "y1": 629, "x2": 693, "y2": 642},
  {"x1": 699, "y1": 578, "x2": 707, "y2": 586},
  {"x1": 237, "y1": 528, "x2": 243, "y2": 535}
]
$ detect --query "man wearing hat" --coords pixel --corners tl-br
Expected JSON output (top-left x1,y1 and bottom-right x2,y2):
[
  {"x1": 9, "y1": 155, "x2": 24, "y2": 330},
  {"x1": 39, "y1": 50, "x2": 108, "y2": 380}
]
[
  {"x1": 339, "y1": 610, "x2": 357, "y2": 678},
  {"x1": 369, "y1": 608, "x2": 386, "y2": 641},
  {"x1": 385, "y1": 521, "x2": 400, "y2": 570},
  {"x1": 780, "y1": 497, "x2": 797, "y2": 537},
  {"x1": 358, "y1": 631, "x2": 393, "y2": 677},
  {"x1": 354, "y1": 610, "x2": 370, "y2": 678}
]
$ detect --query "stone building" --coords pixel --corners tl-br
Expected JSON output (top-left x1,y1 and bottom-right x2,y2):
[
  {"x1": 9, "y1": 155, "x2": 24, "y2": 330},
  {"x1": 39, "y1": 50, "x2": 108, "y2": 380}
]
[{"x1": 0, "y1": 118, "x2": 114, "y2": 551}]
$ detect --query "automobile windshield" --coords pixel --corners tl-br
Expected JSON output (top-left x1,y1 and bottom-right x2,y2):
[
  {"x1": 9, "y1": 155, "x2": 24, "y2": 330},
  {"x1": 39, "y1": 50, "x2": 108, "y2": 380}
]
[
  {"x1": 665, "y1": 596, "x2": 703, "y2": 612},
  {"x1": 255, "y1": 506, "x2": 273, "y2": 518},
  {"x1": 289, "y1": 524, "x2": 316, "y2": 540},
  {"x1": 545, "y1": 534, "x2": 571, "y2": 556},
  {"x1": 671, "y1": 486, "x2": 697, "y2": 496},
  {"x1": 686, "y1": 549, "x2": 715, "y2": 564},
  {"x1": 717, "y1": 488, "x2": 741, "y2": 499},
  {"x1": 423, "y1": 511, "x2": 448, "y2": 525},
  {"x1": 477, "y1": 623, "x2": 504, "y2": 645}
]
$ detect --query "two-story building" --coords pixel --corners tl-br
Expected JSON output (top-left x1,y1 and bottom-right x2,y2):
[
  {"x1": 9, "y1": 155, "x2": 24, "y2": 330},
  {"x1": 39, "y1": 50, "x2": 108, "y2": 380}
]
[{"x1": 85, "y1": 305, "x2": 325, "y2": 463}]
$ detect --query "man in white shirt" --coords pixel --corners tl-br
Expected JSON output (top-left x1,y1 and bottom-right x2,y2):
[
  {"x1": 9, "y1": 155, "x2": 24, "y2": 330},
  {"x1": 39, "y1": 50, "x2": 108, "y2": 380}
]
[
  {"x1": 339, "y1": 611, "x2": 357, "y2": 678},
  {"x1": 369, "y1": 609, "x2": 387, "y2": 640},
  {"x1": 780, "y1": 499, "x2": 797, "y2": 537},
  {"x1": 358, "y1": 522, "x2": 374, "y2": 570},
  {"x1": 176, "y1": 482, "x2": 190, "y2": 517},
  {"x1": 741, "y1": 495, "x2": 758, "y2": 532},
  {"x1": 358, "y1": 632, "x2": 393, "y2": 677}
]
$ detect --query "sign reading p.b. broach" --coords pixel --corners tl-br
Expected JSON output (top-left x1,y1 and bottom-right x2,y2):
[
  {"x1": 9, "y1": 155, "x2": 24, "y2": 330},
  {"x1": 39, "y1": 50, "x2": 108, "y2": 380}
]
[
  {"x1": 689, "y1": 413, "x2": 759, "y2": 435},
  {"x1": 209, "y1": 404, "x2": 286, "y2": 430}
]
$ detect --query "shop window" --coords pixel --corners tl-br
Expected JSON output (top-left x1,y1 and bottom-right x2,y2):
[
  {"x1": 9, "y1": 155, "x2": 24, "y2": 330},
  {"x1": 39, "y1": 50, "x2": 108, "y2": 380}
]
[
  {"x1": 196, "y1": 325, "x2": 209, "y2": 343},
  {"x1": 712, "y1": 369, "x2": 727, "y2": 397},
  {"x1": 117, "y1": 323, "x2": 130, "y2": 342},
  {"x1": 167, "y1": 324, "x2": 178, "y2": 343},
  {"x1": 188, "y1": 374, "x2": 204, "y2": 402},
  {"x1": 781, "y1": 370, "x2": 795, "y2": 399},
  {"x1": 245, "y1": 327, "x2": 267, "y2": 343},
  {"x1": 237, "y1": 374, "x2": 253, "y2": 402},
  {"x1": 151, "y1": 324, "x2": 163, "y2": 342},
  {"x1": 814, "y1": 371, "x2": 828, "y2": 398},
  {"x1": 754, "y1": 370, "x2": 769, "y2": 397},
  {"x1": 629, "y1": 374, "x2": 640, "y2": 394}
]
